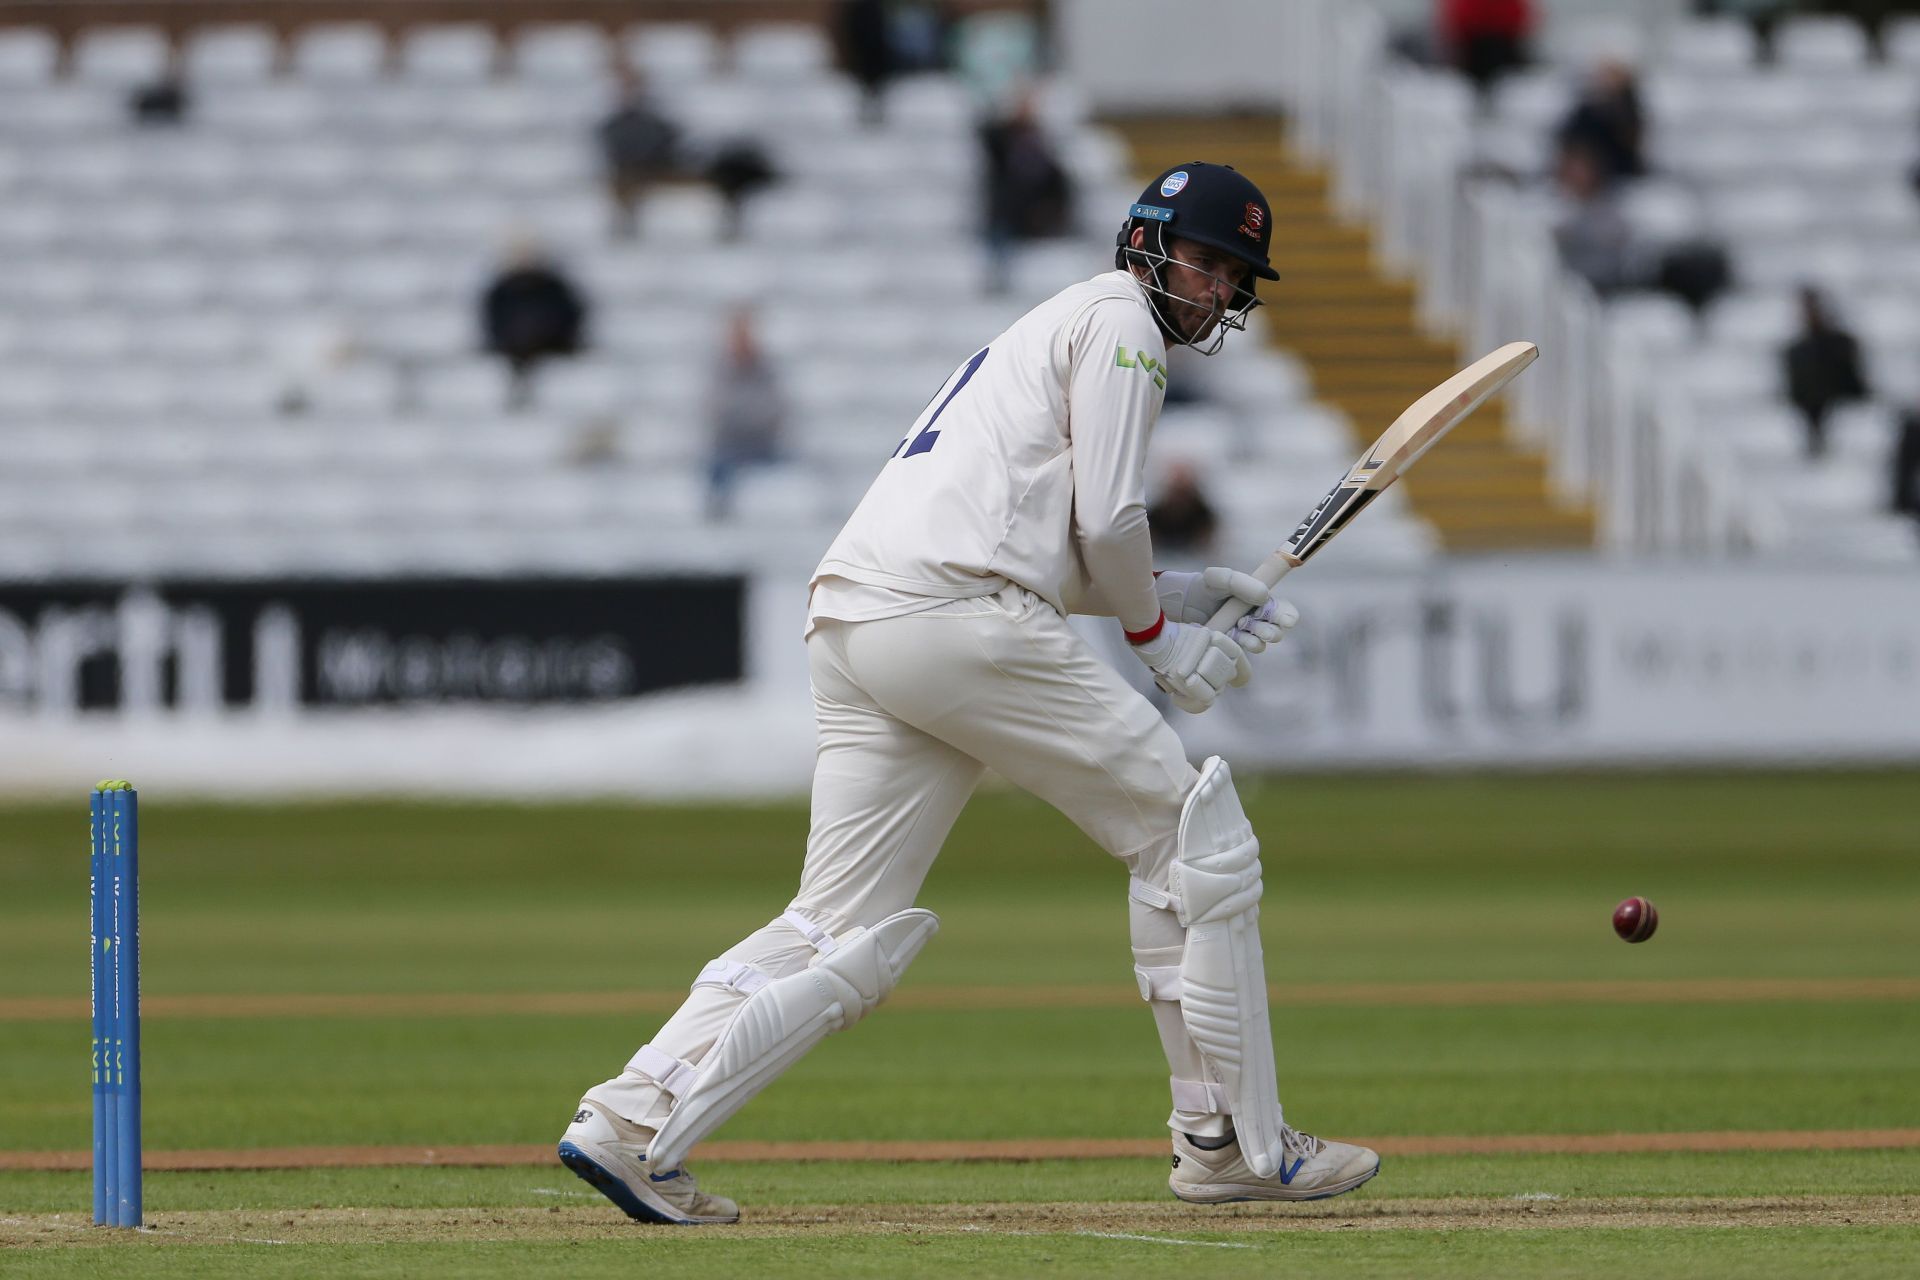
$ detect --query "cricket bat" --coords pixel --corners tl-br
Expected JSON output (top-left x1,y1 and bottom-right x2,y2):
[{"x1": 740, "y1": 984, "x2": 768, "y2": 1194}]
[{"x1": 1206, "y1": 341, "x2": 1540, "y2": 632}]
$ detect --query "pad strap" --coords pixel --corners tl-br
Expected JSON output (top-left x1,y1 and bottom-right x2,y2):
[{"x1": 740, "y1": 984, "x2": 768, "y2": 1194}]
[
  {"x1": 780, "y1": 909, "x2": 839, "y2": 955},
  {"x1": 694, "y1": 959, "x2": 772, "y2": 995},
  {"x1": 1170, "y1": 1076, "x2": 1231, "y2": 1114},
  {"x1": 1129, "y1": 876, "x2": 1180, "y2": 913},
  {"x1": 631, "y1": 1044, "x2": 699, "y2": 1099},
  {"x1": 1134, "y1": 963, "x2": 1182, "y2": 1002}
]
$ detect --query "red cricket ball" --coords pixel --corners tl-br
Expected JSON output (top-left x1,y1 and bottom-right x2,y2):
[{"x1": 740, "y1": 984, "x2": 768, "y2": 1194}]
[{"x1": 1613, "y1": 896, "x2": 1658, "y2": 943}]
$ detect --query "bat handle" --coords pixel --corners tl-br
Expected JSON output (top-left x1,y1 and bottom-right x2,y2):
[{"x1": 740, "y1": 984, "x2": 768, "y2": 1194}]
[{"x1": 1204, "y1": 553, "x2": 1297, "y2": 632}]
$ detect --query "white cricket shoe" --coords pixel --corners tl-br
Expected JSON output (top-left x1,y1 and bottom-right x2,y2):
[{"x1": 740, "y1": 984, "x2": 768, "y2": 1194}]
[
  {"x1": 556, "y1": 1095, "x2": 740, "y2": 1224},
  {"x1": 1169, "y1": 1125, "x2": 1379, "y2": 1203}
]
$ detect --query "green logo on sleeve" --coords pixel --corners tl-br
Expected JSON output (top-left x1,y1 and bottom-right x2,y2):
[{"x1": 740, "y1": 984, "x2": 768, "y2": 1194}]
[{"x1": 1114, "y1": 344, "x2": 1167, "y2": 391}]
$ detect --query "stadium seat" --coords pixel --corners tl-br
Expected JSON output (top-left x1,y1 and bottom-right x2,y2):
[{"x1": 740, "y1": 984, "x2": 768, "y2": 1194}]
[
  {"x1": 623, "y1": 24, "x2": 720, "y2": 83},
  {"x1": 291, "y1": 24, "x2": 387, "y2": 82},
  {"x1": 400, "y1": 24, "x2": 498, "y2": 82},
  {"x1": 510, "y1": 23, "x2": 610, "y2": 82},
  {"x1": 184, "y1": 25, "x2": 278, "y2": 83},
  {"x1": 732, "y1": 23, "x2": 833, "y2": 79},
  {"x1": 1773, "y1": 16, "x2": 1870, "y2": 72},
  {"x1": 72, "y1": 26, "x2": 169, "y2": 85},
  {"x1": 1660, "y1": 18, "x2": 1760, "y2": 71},
  {"x1": 0, "y1": 27, "x2": 57, "y2": 83}
]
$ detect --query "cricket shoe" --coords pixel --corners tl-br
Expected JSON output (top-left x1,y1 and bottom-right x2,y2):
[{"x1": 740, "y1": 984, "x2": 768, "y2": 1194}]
[
  {"x1": 557, "y1": 1096, "x2": 739, "y2": 1224},
  {"x1": 1169, "y1": 1125, "x2": 1379, "y2": 1203}
]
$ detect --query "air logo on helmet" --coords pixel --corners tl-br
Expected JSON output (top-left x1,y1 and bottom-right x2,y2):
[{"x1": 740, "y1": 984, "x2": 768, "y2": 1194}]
[
  {"x1": 1239, "y1": 202, "x2": 1266, "y2": 240},
  {"x1": 1159, "y1": 170, "x2": 1190, "y2": 197}
]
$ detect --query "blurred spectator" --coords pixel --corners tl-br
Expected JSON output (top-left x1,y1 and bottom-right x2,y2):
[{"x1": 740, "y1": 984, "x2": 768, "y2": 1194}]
[
  {"x1": 1783, "y1": 287, "x2": 1868, "y2": 459},
  {"x1": 838, "y1": 0, "x2": 897, "y2": 123},
  {"x1": 1552, "y1": 143, "x2": 1638, "y2": 295},
  {"x1": 887, "y1": 0, "x2": 951, "y2": 72},
  {"x1": 1147, "y1": 462, "x2": 1218, "y2": 558},
  {"x1": 952, "y1": 9, "x2": 1042, "y2": 116},
  {"x1": 1438, "y1": 0, "x2": 1533, "y2": 95},
  {"x1": 596, "y1": 69, "x2": 683, "y2": 240},
  {"x1": 1555, "y1": 61, "x2": 1645, "y2": 186},
  {"x1": 1893, "y1": 408, "x2": 1920, "y2": 520},
  {"x1": 979, "y1": 91, "x2": 1075, "y2": 294},
  {"x1": 1652, "y1": 238, "x2": 1731, "y2": 315},
  {"x1": 705, "y1": 140, "x2": 780, "y2": 243},
  {"x1": 482, "y1": 239, "x2": 588, "y2": 411},
  {"x1": 130, "y1": 50, "x2": 188, "y2": 126},
  {"x1": 705, "y1": 309, "x2": 788, "y2": 520}
]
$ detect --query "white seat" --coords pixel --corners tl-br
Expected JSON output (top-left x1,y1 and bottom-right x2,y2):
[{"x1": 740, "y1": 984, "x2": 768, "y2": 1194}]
[
  {"x1": 73, "y1": 26, "x2": 170, "y2": 85},
  {"x1": 184, "y1": 25, "x2": 278, "y2": 83},
  {"x1": 0, "y1": 199, "x2": 64, "y2": 248},
  {"x1": 1661, "y1": 18, "x2": 1759, "y2": 71},
  {"x1": 1619, "y1": 180, "x2": 1703, "y2": 248},
  {"x1": 196, "y1": 83, "x2": 325, "y2": 134},
  {"x1": 533, "y1": 358, "x2": 631, "y2": 416},
  {"x1": 1610, "y1": 294, "x2": 1699, "y2": 350},
  {"x1": 624, "y1": 24, "x2": 720, "y2": 83},
  {"x1": 292, "y1": 24, "x2": 388, "y2": 82},
  {"x1": 1706, "y1": 184, "x2": 1816, "y2": 240},
  {"x1": 114, "y1": 259, "x2": 215, "y2": 309},
  {"x1": 400, "y1": 24, "x2": 498, "y2": 82},
  {"x1": 418, "y1": 359, "x2": 517, "y2": 416},
  {"x1": 884, "y1": 74, "x2": 974, "y2": 135},
  {"x1": 4, "y1": 84, "x2": 120, "y2": 132},
  {"x1": 1773, "y1": 16, "x2": 1869, "y2": 71},
  {"x1": 219, "y1": 257, "x2": 325, "y2": 309},
  {"x1": 304, "y1": 363, "x2": 403, "y2": 416},
  {"x1": 511, "y1": 23, "x2": 610, "y2": 82},
  {"x1": 732, "y1": 23, "x2": 833, "y2": 79},
  {"x1": 1680, "y1": 345, "x2": 1784, "y2": 402},
  {"x1": 146, "y1": 312, "x2": 256, "y2": 361},
  {"x1": 1542, "y1": 15, "x2": 1646, "y2": 68},
  {"x1": 1705, "y1": 292, "x2": 1800, "y2": 346},
  {"x1": 1809, "y1": 71, "x2": 1920, "y2": 123},
  {"x1": 1489, "y1": 69, "x2": 1574, "y2": 131},
  {"x1": 0, "y1": 27, "x2": 57, "y2": 83}
]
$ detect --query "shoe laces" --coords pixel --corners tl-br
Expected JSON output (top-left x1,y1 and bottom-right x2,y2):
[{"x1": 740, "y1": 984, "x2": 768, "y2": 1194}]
[{"x1": 1280, "y1": 1125, "x2": 1324, "y2": 1160}]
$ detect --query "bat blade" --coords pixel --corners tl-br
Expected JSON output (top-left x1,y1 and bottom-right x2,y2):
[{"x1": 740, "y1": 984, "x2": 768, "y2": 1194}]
[{"x1": 1207, "y1": 341, "x2": 1538, "y2": 631}]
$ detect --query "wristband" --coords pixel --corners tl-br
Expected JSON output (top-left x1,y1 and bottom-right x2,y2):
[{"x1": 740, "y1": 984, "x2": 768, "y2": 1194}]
[{"x1": 1124, "y1": 612, "x2": 1166, "y2": 645}]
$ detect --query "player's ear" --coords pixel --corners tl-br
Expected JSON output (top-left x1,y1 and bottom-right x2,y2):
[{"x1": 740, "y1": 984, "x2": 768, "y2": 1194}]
[{"x1": 1130, "y1": 226, "x2": 1147, "y2": 251}]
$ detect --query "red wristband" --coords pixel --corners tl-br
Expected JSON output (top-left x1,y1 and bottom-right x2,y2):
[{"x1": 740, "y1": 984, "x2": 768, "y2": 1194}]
[{"x1": 1124, "y1": 612, "x2": 1167, "y2": 645}]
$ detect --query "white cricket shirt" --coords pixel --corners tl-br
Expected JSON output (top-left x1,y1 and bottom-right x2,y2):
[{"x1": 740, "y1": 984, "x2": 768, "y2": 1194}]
[{"x1": 809, "y1": 270, "x2": 1169, "y2": 635}]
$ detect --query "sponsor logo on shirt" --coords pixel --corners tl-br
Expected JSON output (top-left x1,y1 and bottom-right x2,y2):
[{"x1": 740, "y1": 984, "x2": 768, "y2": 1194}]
[{"x1": 1114, "y1": 343, "x2": 1167, "y2": 391}]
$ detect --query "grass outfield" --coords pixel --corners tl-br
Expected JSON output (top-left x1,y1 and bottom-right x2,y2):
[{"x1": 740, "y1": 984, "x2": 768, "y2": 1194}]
[{"x1": 3, "y1": 773, "x2": 1918, "y2": 1275}]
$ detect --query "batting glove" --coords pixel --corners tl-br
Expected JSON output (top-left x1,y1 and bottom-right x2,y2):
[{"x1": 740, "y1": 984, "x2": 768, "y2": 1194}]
[
  {"x1": 1155, "y1": 567, "x2": 1301, "y2": 663},
  {"x1": 1127, "y1": 615, "x2": 1250, "y2": 715}
]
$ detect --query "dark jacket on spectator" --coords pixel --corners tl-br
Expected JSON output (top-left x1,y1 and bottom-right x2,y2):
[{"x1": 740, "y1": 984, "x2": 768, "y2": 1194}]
[{"x1": 1783, "y1": 290, "x2": 1868, "y2": 458}]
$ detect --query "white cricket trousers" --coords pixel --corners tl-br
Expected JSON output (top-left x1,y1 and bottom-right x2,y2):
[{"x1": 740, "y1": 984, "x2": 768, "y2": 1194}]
[{"x1": 592, "y1": 584, "x2": 1233, "y2": 1139}]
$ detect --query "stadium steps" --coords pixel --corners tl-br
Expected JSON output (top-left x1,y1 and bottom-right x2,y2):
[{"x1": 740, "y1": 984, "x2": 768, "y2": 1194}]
[{"x1": 1106, "y1": 115, "x2": 1594, "y2": 552}]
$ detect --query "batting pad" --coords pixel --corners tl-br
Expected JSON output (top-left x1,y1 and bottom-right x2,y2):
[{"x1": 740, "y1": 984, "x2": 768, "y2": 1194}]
[
  {"x1": 1171, "y1": 756, "x2": 1287, "y2": 1178},
  {"x1": 646, "y1": 908, "x2": 938, "y2": 1171}
]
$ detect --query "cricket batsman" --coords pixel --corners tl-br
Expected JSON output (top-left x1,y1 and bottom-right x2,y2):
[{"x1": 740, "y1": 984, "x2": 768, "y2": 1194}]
[{"x1": 559, "y1": 162, "x2": 1382, "y2": 1222}]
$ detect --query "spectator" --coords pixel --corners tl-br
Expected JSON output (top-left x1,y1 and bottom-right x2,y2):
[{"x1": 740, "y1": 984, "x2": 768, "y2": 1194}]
[
  {"x1": 1438, "y1": 0, "x2": 1533, "y2": 95},
  {"x1": 837, "y1": 0, "x2": 897, "y2": 124},
  {"x1": 130, "y1": 49, "x2": 188, "y2": 126},
  {"x1": 705, "y1": 309, "x2": 788, "y2": 520},
  {"x1": 1893, "y1": 407, "x2": 1920, "y2": 520},
  {"x1": 1556, "y1": 60, "x2": 1645, "y2": 186},
  {"x1": 482, "y1": 238, "x2": 588, "y2": 411},
  {"x1": 979, "y1": 90, "x2": 1075, "y2": 294},
  {"x1": 1782, "y1": 287, "x2": 1868, "y2": 459},
  {"x1": 596, "y1": 69, "x2": 683, "y2": 240},
  {"x1": 1147, "y1": 462, "x2": 1219, "y2": 558},
  {"x1": 1552, "y1": 142, "x2": 1638, "y2": 295},
  {"x1": 705, "y1": 140, "x2": 779, "y2": 243}
]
